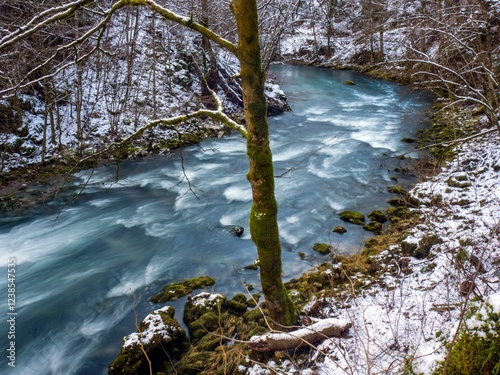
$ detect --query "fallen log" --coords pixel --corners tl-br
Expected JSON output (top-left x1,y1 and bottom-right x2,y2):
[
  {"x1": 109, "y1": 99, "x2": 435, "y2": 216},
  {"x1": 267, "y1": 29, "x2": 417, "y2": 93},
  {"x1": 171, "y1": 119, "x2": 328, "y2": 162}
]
[{"x1": 248, "y1": 318, "x2": 352, "y2": 352}]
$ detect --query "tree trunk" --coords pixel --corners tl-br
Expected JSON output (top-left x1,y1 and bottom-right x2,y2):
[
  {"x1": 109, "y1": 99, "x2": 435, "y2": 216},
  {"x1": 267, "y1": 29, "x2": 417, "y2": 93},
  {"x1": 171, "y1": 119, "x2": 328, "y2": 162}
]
[{"x1": 230, "y1": 0, "x2": 298, "y2": 328}]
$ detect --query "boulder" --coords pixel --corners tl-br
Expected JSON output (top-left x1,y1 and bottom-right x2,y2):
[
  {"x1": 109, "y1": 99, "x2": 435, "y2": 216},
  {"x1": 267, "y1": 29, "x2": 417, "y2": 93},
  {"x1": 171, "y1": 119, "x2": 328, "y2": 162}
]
[{"x1": 109, "y1": 306, "x2": 188, "y2": 375}]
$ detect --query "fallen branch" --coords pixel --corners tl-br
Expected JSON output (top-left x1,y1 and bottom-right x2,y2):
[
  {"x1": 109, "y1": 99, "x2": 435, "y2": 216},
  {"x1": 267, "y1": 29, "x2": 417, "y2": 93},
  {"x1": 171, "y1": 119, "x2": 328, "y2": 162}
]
[{"x1": 248, "y1": 318, "x2": 352, "y2": 352}]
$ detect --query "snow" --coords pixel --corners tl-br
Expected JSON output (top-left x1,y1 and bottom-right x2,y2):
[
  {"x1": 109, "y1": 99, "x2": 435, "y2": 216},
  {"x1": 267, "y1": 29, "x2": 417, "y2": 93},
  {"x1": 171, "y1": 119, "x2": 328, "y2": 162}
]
[
  {"x1": 122, "y1": 306, "x2": 176, "y2": 348},
  {"x1": 247, "y1": 131, "x2": 500, "y2": 374}
]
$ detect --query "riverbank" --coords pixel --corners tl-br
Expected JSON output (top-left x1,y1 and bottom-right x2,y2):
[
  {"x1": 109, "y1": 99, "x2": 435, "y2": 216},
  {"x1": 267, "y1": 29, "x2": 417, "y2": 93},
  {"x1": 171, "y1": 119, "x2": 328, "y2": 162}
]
[{"x1": 248, "y1": 121, "x2": 500, "y2": 375}]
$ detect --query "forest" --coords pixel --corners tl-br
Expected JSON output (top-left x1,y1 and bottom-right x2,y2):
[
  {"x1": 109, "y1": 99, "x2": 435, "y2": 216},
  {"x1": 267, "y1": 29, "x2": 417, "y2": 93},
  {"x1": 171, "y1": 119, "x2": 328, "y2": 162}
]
[{"x1": 0, "y1": 1, "x2": 499, "y2": 374}]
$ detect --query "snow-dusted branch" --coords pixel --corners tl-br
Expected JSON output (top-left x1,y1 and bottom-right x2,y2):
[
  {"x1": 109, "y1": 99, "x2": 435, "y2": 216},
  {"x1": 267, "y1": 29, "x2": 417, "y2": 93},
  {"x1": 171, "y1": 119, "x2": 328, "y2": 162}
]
[
  {"x1": 76, "y1": 88, "x2": 246, "y2": 167},
  {"x1": 121, "y1": 0, "x2": 238, "y2": 56},
  {"x1": 0, "y1": 0, "x2": 95, "y2": 50}
]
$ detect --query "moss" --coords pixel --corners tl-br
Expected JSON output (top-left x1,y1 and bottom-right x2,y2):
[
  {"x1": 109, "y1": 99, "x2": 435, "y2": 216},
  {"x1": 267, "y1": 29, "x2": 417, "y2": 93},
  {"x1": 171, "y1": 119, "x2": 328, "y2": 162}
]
[
  {"x1": 188, "y1": 312, "x2": 221, "y2": 341},
  {"x1": 386, "y1": 206, "x2": 413, "y2": 223},
  {"x1": 434, "y1": 301, "x2": 500, "y2": 375},
  {"x1": 368, "y1": 210, "x2": 387, "y2": 223},
  {"x1": 312, "y1": 242, "x2": 333, "y2": 254},
  {"x1": 183, "y1": 293, "x2": 226, "y2": 326},
  {"x1": 363, "y1": 221, "x2": 383, "y2": 234},
  {"x1": 150, "y1": 276, "x2": 216, "y2": 303},
  {"x1": 339, "y1": 210, "x2": 365, "y2": 225},
  {"x1": 387, "y1": 185, "x2": 407, "y2": 195},
  {"x1": 109, "y1": 307, "x2": 189, "y2": 375},
  {"x1": 226, "y1": 293, "x2": 249, "y2": 314}
]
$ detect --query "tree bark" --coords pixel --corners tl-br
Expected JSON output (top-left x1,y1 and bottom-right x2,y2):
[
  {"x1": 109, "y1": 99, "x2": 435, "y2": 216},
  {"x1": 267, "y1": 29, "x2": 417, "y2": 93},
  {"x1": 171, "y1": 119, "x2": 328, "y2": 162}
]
[{"x1": 230, "y1": 0, "x2": 298, "y2": 328}]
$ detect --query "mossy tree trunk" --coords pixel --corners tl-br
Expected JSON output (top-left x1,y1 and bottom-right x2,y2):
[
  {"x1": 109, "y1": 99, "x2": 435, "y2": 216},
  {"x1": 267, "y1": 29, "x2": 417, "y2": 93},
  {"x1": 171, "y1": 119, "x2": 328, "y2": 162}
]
[{"x1": 230, "y1": 0, "x2": 298, "y2": 328}]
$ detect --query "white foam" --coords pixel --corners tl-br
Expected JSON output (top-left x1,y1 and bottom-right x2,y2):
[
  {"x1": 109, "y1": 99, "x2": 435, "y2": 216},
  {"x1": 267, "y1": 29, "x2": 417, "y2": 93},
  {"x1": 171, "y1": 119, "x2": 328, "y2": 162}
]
[
  {"x1": 223, "y1": 185, "x2": 252, "y2": 202},
  {"x1": 88, "y1": 198, "x2": 116, "y2": 207},
  {"x1": 273, "y1": 147, "x2": 306, "y2": 162}
]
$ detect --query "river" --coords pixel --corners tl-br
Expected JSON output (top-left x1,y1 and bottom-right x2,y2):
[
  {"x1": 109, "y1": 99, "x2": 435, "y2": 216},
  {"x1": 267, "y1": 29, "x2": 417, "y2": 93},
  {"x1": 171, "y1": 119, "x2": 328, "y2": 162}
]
[{"x1": 0, "y1": 64, "x2": 432, "y2": 374}]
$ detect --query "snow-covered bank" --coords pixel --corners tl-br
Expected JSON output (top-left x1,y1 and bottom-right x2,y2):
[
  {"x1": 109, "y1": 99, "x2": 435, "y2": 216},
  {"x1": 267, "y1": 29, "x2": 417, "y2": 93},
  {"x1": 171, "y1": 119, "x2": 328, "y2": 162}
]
[{"x1": 247, "y1": 130, "x2": 500, "y2": 374}]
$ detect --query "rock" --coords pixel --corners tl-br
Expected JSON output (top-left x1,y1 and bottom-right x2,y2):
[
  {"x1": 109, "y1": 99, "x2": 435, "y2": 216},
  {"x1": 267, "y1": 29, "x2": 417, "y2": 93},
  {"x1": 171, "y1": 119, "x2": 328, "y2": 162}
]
[
  {"x1": 343, "y1": 80, "x2": 356, "y2": 85},
  {"x1": 401, "y1": 137, "x2": 416, "y2": 143},
  {"x1": 397, "y1": 222, "x2": 412, "y2": 231},
  {"x1": 109, "y1": 306, "x2": 189, "y2": 375},
  {"x1": 363, "y1": 221, "x2": 383, "y2": 234},
  {"x1": 150, "y1": 276, "x2": 216, "y2": 303},
  {"x1": 401, "y1": 240, "x2": 418, "y2": 256},
  {"x1": 183, "y1": 292, "x2": 227, "y2": 328},
  {"x1": 244, "y1": 259, "x2": 259, "y2": 270},
  {"x1": 229, "y1": 225, "x2": 244, "y2": 237},
  {"x1": 368, "y1": 210, "x2": 387, "y2": 223},
  {"x1": 339, "y1": 210, "x2": 365, "y2": 225},
  {"x1": 387, "y1": 197, "x2": 407, "y2": 207},
  {"x1": 332, "y1": 226, "x2": 347, "y2": 234},
  {"x1": 312, "y1": 243, "x2": 333, "y2": 254},
  {"x1": 415, "y1": 234, "x2": 442, "y2": 259},
  {"x1": 402, "y1": 234, "x2": 442, "y2": 259},
  {"x1": 226, "y1": 293, "x2": 249, "y2": 314}
]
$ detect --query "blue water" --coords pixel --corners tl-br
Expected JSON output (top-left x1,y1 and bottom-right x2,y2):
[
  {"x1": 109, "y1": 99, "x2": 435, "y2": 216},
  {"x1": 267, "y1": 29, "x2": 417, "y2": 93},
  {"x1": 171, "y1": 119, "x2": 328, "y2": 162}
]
[{"x1": 0, "y1": 64, "x2": 432, "y2": 374}]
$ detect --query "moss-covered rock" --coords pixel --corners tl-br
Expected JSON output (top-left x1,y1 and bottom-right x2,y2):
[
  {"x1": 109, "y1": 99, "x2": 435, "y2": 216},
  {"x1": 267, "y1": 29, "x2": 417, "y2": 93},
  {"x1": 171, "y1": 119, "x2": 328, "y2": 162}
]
[
  {"x1": 150, "y1": 275, "x2": 216, "y2": 303},
  {"x1": 183, "y1": 292, "x2": 226, "y2": 327},
  {"x1": 415, "y1": 234, "x2": 442, "y2": 259},
  {"x1": 401, "y1": 234, "x2": 442, "y2": 259},
  {"x1": 339, "y1": 210, "x2": 365, "y2": 225},
  {"x1": 108, "y1": 306, "x2": 188, "y2": 375},
  {"x1": 363, "y1": 221, "x2": 383, "y2": 234},
  {"x1": 367, "y1": 210, "x2": 387, "y2": 223},
  {"x1": 226, "y1": 293, "x2": 249, "y2": 314},
  {"x1": 343, "y1": 80, "x2": 356, "y2": 85},
  {"x1": 188, "y1": 311, "x2": 221, "y2": 341},
  {"x1": 312, "y1": 242, "x2": 333, "y2": 254}
]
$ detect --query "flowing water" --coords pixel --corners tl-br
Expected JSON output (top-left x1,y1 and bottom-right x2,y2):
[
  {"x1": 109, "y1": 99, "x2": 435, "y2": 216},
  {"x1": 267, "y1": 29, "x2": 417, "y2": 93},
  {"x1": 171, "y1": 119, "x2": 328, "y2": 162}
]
[{"x1": 0, "y1": 65, "x2": 432, "y2": 374}]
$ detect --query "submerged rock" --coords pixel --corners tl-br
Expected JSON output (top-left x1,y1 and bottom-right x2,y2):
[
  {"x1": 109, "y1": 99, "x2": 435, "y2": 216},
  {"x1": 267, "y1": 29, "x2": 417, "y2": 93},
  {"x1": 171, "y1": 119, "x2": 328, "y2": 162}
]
[
  {"x1": 312, "y1": 242, "x2": 333, "y2": 254},
  {"x1": 109, "y1": 306, "x2": 188, "y2": 375},
  {"x1": 333, "y1": 226, "x2": 347, "y2": 234}
]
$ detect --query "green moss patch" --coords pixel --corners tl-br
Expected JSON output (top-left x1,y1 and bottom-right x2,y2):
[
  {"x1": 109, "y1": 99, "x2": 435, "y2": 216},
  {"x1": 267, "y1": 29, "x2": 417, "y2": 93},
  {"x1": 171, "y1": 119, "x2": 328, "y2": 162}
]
[
  {"x1": 339, "y1": 210, "x2": 365, "y2": 225},
  {"x1": 150, "y1": 275, "x2": 216, "y2": 303},
  {"x1": 312, "y1": 242, "x2": 333, "y2": 254}
]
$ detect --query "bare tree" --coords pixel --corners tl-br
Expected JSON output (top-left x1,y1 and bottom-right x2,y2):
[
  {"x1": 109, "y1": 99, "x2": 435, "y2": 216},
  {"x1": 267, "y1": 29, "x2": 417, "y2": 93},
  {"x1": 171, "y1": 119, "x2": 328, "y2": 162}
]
[{"x1": 405, "y1": 0, "x2": 500, "y2": 135}]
